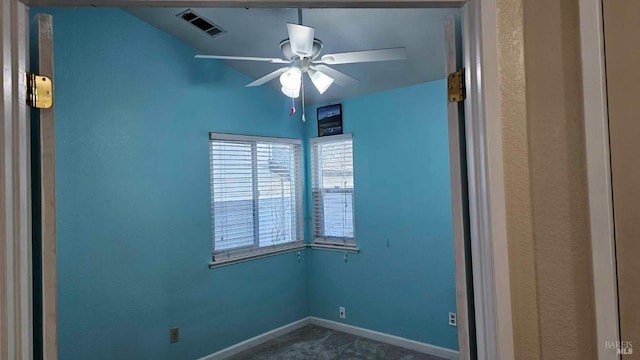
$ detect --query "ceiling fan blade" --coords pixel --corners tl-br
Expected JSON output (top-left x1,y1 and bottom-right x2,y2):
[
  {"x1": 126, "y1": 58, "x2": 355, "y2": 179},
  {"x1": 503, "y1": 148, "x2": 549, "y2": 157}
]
[
  {"x1": 309, "y1": 65, "x2": 358, "y2": 88},
  {"x1": 245, "y1": 67, "x2": 290, "y2": 87},
  {"x1": 313, "y1": 47, "x2": 407, "y2": 65},
  {"x1": 287, "y1": 23, "x2": 315, "y2": 57},
  {"x1": 195, "y1": 55, "x2": 291, "y2": 64}
]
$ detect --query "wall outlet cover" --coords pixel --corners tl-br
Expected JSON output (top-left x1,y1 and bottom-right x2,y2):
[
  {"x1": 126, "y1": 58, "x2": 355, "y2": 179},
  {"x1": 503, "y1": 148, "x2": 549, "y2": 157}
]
[
  {"x1": 170, "y1": 327, "x2": 179, "y2": 343},
  {"x1": 448, "y1": 312, "x2": 457, "y2": 327},
  {"x1": 339, "y1": 307, "x2": 346, "y2": 319}
]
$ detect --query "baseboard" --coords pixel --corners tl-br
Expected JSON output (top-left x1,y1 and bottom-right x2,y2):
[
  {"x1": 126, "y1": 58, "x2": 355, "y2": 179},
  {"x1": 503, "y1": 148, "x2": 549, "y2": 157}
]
[
  {"x1": 197, "y1": 316, "x2": 459, "y2": 360},
  {"x1": 197, "y1": 317, "x2": 312, "y2": 360},
  {"x1": 309, "y1": 317, "x2": 459, "y2": 360}
]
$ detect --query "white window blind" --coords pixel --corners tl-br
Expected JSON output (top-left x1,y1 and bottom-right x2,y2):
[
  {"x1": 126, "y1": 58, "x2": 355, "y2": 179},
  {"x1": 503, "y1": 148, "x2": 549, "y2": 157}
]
[
  {"x1": 310, "y1": 134, "x2": 356, "y2": 247},
  {"x1": 209, "y1": 133, "x2": 303, "y2": 263}
]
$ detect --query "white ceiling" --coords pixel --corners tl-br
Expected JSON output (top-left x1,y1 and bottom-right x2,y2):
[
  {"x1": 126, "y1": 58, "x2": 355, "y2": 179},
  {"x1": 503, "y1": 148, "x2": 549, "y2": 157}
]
[{"x1": 128, "y1": 7, "x2": 460, "y2": 105}]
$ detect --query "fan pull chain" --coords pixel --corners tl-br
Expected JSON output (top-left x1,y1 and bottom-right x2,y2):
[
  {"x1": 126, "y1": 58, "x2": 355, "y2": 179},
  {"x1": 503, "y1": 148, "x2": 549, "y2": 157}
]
[
  {"x1": 301, "y1": 79, "x2": 306, "y2": 122},
  {"x1": 289, "y1": 98, "x2": 296, "y2": 116}
]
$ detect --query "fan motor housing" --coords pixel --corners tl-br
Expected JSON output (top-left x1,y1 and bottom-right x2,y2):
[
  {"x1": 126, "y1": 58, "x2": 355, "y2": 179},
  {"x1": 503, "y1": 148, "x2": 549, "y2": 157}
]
[{"x1": 280, "y1": 39, "x2": 323, "y2": 60}]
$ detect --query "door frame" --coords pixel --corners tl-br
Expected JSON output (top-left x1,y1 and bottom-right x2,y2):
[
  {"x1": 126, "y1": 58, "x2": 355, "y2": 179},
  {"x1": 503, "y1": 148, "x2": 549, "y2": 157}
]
[
  {"x1": 578, "y1": 0, "x2": 620, "y2": 359},
  {"x1": 1, "y1": 0, "x2": 514, "y2": 359},
  {"x1": 1, "y1": 1, "x2": 32, "y2": 359}
]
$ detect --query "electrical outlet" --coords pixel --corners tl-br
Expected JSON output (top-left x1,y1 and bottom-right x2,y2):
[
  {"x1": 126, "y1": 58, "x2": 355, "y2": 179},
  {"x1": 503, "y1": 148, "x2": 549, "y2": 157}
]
[
  {"x1": 170, "y1": 327, "x2": 179, "y2": 343},
  {"x1": 339, "y1": 306, "x2": 346, "y2": 319},
  {"x1": 448, "y1": 312, "x2": 457, "y2": 327}
]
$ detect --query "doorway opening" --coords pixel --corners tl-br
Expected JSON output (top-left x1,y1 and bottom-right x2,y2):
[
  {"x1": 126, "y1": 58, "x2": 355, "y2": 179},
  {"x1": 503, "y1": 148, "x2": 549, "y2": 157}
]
[{"x1": 1, "y1": 0, "x2": 510, "y2": 360}]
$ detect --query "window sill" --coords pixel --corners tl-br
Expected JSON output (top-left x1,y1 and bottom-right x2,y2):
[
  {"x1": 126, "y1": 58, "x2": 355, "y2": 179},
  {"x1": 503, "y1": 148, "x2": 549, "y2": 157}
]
[
  {"x1": 209, "y1": 243, "x2": 306, "y2": 269},
  {"x1": 309, "y1": 243, "x2": 360, "y2": 254},
  {"x1": 208, "y1": 243, "x2": 359, "y2": 269}
]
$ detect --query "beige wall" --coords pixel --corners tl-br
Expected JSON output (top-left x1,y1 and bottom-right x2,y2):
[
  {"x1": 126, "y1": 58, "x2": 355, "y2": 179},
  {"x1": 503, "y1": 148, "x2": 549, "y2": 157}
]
[
  {"x1": 603, "y1": 1, "x2": 640, "y2": 356},
  {"x1": 498, "y1": 0, "x2": 597, "y2": 358},
  {"x1": 497, "y1": 0, "x2": 539, "y2": 358}
]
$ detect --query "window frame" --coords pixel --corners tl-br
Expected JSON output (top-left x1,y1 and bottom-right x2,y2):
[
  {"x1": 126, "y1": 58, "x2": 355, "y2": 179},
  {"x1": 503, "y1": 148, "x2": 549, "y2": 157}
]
[
  {"x1": 310, "y1": 134, "x2": 357, "y2": 248},
  {"x1": 209, "y1": 132, "x2": 304, "y2": 265}
]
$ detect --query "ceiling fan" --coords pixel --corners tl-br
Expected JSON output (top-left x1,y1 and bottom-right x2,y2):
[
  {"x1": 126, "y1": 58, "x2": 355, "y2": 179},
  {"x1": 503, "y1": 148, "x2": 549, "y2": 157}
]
[{"x1": 195, "y1": 10, "x2": 407, "y2": 109}]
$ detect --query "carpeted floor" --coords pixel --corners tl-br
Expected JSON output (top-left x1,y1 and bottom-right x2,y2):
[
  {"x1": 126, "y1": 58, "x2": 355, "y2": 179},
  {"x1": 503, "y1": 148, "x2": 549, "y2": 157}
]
[{"x1": 227, "y1": 325, "x2": 448, "y2": 360}]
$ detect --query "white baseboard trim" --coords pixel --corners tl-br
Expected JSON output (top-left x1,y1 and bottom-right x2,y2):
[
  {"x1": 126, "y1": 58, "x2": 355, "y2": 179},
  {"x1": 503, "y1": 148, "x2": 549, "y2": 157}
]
[
  {"x1": 309, "y1": 317, "x2": 459, "y2": 360},
  {"x1": 197, "y1": 316, "x2": 459, "y2": 360},
  {"x1": 197, "y1": 317, "x2": 312, "y2": 360}
]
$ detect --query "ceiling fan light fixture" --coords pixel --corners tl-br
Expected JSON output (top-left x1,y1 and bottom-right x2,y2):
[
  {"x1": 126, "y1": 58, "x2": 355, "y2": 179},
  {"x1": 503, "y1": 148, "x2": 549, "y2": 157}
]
[
  {"x1": 281, "y1": 86, "x2": 300, "y2": 98},
  {"x1": 279, "y1": 67, "x2": 302, "y2": 88},
  {"x1": 308, "y1": 69, "x2": 334, "y2": 95},
  {"x1": 280, "y1": 67, "x2": 302, "y2": 98}
]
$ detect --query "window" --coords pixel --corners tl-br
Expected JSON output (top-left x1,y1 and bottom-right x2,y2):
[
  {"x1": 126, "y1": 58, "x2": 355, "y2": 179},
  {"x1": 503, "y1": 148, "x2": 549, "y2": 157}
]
[
  {"x1": 209, "y1": 133, "x2": 303, "y2": 263},
  {"x1": 310, "y1": 134, "x2": 356, "y2": 247}
]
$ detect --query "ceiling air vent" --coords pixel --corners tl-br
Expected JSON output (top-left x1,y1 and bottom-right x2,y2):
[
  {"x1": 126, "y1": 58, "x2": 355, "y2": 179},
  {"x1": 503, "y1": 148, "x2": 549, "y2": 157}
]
[{"x1": 177, "y1": 9, "x2": 226, "y2": 38}]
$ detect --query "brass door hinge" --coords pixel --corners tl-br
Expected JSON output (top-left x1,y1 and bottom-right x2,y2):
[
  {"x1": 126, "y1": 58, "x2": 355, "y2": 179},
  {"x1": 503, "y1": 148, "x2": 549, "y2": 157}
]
[
  {"x1": 26, "y1": 72, "x2": 53, "y2": 109},
  {"x1": 447, "y1": 69, "x2": 465, "y2": 103}
]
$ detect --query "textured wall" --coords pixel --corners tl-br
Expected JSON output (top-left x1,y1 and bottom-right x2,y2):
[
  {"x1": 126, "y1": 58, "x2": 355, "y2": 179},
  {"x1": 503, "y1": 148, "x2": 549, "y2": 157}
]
[
  {"x1": 40, "y1": 8, "x2": 307, "y2": 360},
  {"x1": 496, "y1": 0, "x2": 540, "y2": 358},
  {"x1": 498, "y1": 0, "x2": 597, "y2": 358},
  {"x1": 304, "y1": 81, "x2": 459, "y2": 350},
  {"x1": 603, "y1": 1, "x2": 640, "y2": 354}
]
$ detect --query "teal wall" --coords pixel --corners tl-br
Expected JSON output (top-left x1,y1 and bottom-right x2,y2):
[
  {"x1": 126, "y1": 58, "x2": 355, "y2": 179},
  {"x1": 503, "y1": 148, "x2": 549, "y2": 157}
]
[
  {"x1": 38, "y1": 8, "x2": 307, "y2": 360},
  {"x1": 304, "y1": 81, "x2": 458, "y2": 350},
  {"x1": 39, "y1": 7, "x2": 458, "y2": 359}
]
